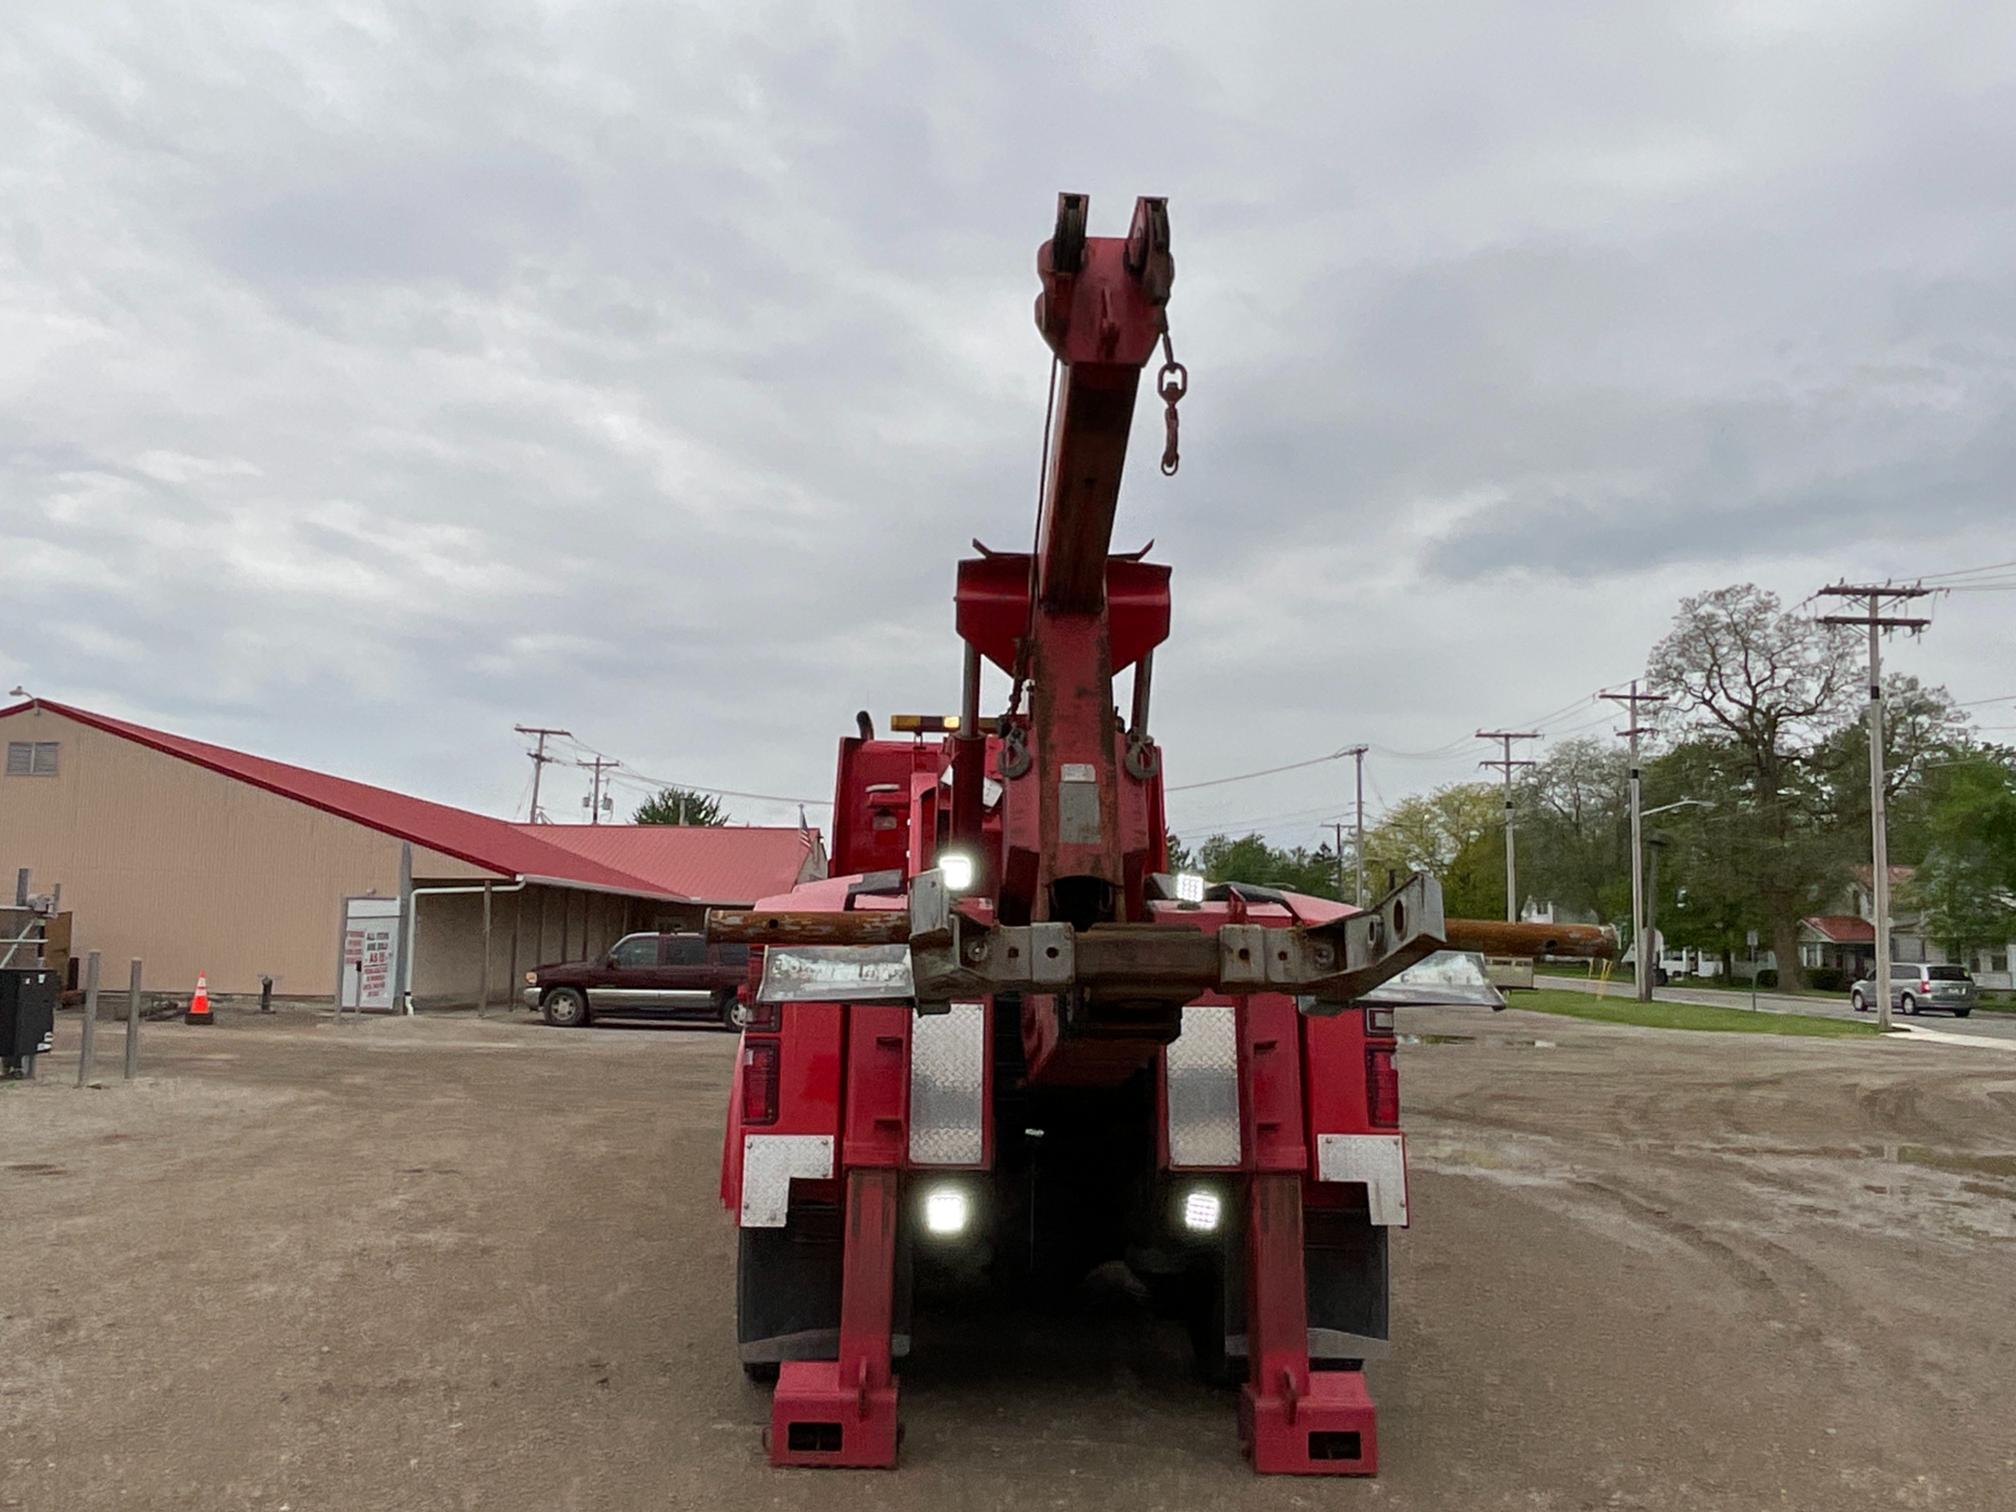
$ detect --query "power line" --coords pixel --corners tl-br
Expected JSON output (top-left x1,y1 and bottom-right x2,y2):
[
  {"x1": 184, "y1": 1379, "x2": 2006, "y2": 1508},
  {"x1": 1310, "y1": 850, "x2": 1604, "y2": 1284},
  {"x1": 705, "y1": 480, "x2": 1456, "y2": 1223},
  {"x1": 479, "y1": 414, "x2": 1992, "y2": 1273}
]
[
  {"x1": 1913, "y1": 556, "x2": 2016, "y2": 583},
  {"x1": 1166, "y1": 745, "x2": 1362, "y2": 793}
]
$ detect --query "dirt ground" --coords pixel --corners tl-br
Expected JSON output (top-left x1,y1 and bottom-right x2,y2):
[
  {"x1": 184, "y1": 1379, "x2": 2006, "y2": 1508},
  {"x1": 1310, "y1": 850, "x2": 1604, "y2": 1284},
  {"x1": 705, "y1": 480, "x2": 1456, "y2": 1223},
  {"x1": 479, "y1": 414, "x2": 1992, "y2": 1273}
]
[{"x1": 3, "y1": 1006, "x2": 2013, "y2": 1512}]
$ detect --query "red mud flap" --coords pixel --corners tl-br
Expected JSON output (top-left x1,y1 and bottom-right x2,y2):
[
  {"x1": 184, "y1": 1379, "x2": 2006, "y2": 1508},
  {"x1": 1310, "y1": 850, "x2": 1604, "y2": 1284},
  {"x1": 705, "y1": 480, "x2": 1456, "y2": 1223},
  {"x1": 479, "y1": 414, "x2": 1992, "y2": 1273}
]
[
  {"x1": 1238, "y1": 1369, "x2": 1378, "y2": 1476},
  {"x1": 766, "y1": 1359, "x2": 900, "y2": 1469}
]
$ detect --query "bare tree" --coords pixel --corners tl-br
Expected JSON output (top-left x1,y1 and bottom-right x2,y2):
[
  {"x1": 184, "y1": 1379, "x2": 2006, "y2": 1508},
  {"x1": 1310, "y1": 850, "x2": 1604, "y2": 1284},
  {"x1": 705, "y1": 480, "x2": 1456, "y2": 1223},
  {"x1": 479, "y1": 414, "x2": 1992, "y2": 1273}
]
[{"x1": 1649, "y1": 584, "x2": 1857, "y2": 991}]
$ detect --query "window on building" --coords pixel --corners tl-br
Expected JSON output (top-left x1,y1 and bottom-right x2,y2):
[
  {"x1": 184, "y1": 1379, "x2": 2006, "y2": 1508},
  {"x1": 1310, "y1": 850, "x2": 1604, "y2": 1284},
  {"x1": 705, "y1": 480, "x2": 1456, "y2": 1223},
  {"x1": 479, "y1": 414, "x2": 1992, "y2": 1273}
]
[
  {"x1": 1994, "y1": 951, "x2": 2010, "y2": 974},
  {"x1": 1800, "y1": 944, "x2": 1822, "y2": 967},
  {"x1": 4, "y1": 741, "x2": 58, "y2": 777}
]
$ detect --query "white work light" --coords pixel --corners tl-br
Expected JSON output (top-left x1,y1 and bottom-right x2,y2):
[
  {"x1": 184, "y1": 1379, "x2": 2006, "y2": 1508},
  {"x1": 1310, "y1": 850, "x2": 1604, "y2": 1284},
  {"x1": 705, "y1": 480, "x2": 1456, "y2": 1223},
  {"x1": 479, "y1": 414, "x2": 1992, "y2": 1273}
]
[
  {"x1": 938, "y1": 852, "x2": 976, "y2": 893},
  {"x1": 1174, "y1": 872, "x2": 1206, "y2": 904},
  {"x1": 923, "y1": 1185, "x2": 971, "y2": 1236},
  {"x1": 1181, "y1": 1189, "x2": 1222, "y2": 1233}
]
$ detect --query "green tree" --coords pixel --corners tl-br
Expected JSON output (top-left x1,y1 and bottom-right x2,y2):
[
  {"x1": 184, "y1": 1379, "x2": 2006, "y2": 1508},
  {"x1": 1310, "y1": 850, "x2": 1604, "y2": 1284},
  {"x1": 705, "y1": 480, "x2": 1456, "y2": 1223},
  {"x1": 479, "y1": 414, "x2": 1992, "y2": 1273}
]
[
  {"x1": 1902, "y1": 748, "x2": 2016, "y2": 958},
  {"x1": 1640, "y1": 739, "x2": 1773, "y2": 973},
  {"x1": 1167, "y1": 833, "x2": 1346, "y2": 900},
  {"x1": 1648, "y1": 584, "x2": 1859, "y2": 990},
  {"x1": 1361, "y1": 782, "x2": 1501, "y2": 919},
  {"x1": 632, "y1": 786, "x2": 731, "y2": 826},
  {"x1": 1514, "y1": 737, "x2": 1629, "y2": 921},
  {"x1": 1814, "y1": 675, "x2": 1970, "y2": 864}
]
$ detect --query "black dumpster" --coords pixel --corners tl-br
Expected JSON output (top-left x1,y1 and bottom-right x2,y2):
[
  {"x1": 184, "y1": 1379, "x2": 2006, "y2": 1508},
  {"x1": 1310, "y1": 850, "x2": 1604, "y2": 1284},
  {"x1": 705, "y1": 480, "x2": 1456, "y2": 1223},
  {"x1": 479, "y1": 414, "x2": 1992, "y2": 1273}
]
[{"x1": 1, "y1": 966, "x2": 59, "y2": 1077}]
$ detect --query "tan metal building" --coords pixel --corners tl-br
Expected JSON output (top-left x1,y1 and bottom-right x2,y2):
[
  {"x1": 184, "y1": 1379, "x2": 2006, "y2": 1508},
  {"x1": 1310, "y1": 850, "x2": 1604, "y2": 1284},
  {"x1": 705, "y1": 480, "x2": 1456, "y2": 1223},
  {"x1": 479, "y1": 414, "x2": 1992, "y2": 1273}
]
[{"x1": 0, "y1": 698, "x2": 825, "y2": 1007}]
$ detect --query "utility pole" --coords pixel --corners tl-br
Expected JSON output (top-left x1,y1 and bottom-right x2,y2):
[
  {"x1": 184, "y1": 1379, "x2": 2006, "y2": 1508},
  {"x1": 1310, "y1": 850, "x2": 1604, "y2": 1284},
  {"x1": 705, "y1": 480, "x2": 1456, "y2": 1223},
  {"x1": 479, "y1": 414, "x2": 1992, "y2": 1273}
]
[
  {"x1": 514, "y1": 725, "x2": 571, "y2": 824},
  {"x1": 1476, "y1": 731, "x2": 1539, "y2": 923},
  {"x1": 1817, "y1": 583, "x2": 1933, "y2": 1034},
  {"x1": 1601, "y1": 682, "x2": 1666, "y2": 1002},
  {"x1": 1347, "y1": 744, "x2": 1369, "y2": 908},
  {"x1": 577, "y1": 755, "x2": 620, "y2": 825}
]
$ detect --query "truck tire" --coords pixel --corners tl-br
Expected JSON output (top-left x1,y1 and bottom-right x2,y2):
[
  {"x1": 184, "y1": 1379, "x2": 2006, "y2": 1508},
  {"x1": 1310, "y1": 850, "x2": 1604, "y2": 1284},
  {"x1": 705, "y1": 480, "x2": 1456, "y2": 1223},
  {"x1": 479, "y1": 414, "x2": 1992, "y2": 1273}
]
[
  {"x1": 1953, "y1": 1007, "x2": 1972, "y2": 1018},
  {"x1": 717, "y1": 991, "x2": 742, "y2": 1030},
  {"x1": 541, "y1": 987, "x2": 588, "y2": 1028}
]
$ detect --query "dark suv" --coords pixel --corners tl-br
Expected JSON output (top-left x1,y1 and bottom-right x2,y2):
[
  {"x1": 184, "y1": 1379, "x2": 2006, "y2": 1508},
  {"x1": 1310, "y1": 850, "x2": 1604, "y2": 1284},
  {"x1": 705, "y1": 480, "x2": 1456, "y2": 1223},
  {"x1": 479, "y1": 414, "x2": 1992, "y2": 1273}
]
[{"x1": 523, "y1": 931, "x2": 750, "y2": 1029}]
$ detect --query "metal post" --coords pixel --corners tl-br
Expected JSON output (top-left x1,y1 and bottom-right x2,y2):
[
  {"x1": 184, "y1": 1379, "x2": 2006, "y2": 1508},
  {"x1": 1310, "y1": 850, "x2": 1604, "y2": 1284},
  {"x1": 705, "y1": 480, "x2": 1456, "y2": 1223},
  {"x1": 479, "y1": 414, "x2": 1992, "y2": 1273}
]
[
  {"x1": 1628, "y1": 704, "x2": 1646, "y2": 1002},
  {"x1": 13, "y1": 867, "x2": 27, "y2": 907},
  {"x1": 1646, "y1": 837, "x2": 1665, "y2": 990},
  {"x1": 507, "y1": 891, "x2": 522, "y2": 1013},
  {"x1": 124, "y1": 958, "x2": 142, "y2": 1079},
  {"x1": 396, "y1": 842, "x2": 415, "y2": 1017},
  {"x1": 478, "y1": 881, "x2": 493, "y2": 1017},
  {"x1": 76, "y1": 950, "x2": 100, "y2": 1087}
]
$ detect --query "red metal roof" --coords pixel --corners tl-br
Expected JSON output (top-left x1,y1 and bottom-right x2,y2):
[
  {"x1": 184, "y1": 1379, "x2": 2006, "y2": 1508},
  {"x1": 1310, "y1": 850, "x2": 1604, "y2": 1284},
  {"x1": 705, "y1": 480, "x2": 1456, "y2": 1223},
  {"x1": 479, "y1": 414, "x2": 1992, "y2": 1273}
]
[
  {"x1": 510, "y1": 824, "x2": 822, "y2": 904},
  {"x1": 3, "y1": 699, "x2": 819, "y2": 902},
  {"x1": 1803, "y1": 915, "x2": 1875, "y2": 944}
]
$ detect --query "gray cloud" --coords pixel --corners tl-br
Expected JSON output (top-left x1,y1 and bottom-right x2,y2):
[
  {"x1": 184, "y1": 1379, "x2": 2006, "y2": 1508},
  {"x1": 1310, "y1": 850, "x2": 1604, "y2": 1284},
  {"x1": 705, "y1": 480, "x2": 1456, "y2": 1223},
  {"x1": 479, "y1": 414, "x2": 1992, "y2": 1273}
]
[{"x1": 3, "y1": 0, "x2": 2012, "y2": 842}]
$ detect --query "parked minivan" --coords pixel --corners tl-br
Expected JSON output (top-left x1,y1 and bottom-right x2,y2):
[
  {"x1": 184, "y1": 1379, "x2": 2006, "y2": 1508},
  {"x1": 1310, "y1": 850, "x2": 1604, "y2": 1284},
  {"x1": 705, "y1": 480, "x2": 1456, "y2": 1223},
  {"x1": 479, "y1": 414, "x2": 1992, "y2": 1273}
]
[
  {"x1": 523, "y1": 931, "x2": 750, "y2": 1028},
  {"x1": 1849, "y1": 962, "x2": 1977, "y2": 1018}
]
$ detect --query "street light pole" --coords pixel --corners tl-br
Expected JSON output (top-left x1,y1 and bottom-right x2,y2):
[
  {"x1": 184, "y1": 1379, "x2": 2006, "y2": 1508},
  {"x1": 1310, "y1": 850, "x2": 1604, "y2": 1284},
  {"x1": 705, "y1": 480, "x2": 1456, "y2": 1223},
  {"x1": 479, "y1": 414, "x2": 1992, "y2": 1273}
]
[{"x1": 1603, "y1": 681, "x2": 1667, "y2": 1003}]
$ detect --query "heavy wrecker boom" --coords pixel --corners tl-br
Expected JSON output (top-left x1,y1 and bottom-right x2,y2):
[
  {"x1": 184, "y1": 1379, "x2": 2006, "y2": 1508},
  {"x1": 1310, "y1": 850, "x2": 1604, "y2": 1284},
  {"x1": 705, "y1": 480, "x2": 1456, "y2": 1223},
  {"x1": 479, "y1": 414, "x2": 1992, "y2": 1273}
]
[{"x1": 710, "y1": 194, "x2": 1614, "y2": 1476}]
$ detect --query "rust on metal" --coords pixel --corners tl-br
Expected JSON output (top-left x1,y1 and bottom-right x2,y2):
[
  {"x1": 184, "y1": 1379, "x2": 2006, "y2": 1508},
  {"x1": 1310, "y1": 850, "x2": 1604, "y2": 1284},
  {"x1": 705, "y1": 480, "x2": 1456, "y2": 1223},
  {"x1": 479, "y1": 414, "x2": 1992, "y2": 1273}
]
[
  {"x1": 706, "y1": 909, "x2": 910, "y2": 947},
  {"x1": 1441, "y1": 918, "x2": 1618, "y2": 960}
]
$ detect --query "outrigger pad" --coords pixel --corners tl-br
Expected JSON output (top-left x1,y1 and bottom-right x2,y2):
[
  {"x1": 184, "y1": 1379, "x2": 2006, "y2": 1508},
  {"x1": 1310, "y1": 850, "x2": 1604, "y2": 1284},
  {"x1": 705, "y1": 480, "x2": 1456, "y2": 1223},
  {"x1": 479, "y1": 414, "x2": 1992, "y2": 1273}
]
[
  {"x1": 1238, "y1": 1369, "x2": 1379, "y2": 1476},
  {"x1": 767, "y1": 1360, "x2": 900, "y2": 1469}
]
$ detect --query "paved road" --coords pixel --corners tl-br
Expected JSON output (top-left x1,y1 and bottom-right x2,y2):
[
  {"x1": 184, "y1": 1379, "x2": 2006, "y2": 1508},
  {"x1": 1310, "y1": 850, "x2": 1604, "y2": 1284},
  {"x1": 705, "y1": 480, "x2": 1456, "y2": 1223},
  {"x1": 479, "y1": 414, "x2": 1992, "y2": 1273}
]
[{"x1": 1539, "y1": 972, "x2": 2016, "y2": 1043}]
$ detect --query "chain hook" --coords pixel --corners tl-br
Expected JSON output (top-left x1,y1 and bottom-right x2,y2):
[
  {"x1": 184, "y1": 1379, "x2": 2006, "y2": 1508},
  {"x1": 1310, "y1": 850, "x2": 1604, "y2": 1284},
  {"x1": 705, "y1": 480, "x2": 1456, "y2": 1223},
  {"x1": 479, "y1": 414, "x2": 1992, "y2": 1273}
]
[{"x1": 1156, "y1": 326, "x2": 1188, "y2": 476}]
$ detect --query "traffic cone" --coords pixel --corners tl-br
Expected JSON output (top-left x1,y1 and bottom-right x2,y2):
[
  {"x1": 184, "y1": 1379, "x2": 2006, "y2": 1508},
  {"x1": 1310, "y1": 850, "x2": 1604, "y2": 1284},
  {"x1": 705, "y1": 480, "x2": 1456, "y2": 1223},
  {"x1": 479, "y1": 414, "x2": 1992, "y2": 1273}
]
[{"x1": 185, "y1": 972, "x2": 214, "y2": 1026}]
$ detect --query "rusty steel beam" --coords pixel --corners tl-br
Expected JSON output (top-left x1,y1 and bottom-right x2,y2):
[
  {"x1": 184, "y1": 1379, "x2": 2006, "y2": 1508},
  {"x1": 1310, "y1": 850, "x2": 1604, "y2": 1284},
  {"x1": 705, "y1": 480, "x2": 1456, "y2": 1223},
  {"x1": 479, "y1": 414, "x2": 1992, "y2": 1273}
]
[
  {"x1": 707, "y1": 909, "x2": 911, "y2": 947},
  {"x1": 1442, "y1": 918, "x2": 1617, "y2": 960}
]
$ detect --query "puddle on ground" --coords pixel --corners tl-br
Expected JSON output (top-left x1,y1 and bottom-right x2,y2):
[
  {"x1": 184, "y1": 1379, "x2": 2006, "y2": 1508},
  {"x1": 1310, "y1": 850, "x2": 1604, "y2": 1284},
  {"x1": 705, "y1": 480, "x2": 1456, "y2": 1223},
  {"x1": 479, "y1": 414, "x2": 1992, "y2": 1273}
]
[
  {"x1": 1893, "y1": 1146, "x2": 2016, "y2": 1181},
  {"x1": 1702, "y1": 1142, "x2": 2016, "y2": 1217},
  {"x1": 1399, "y1": 1033, "x2": 1556, "y2": 1049}
]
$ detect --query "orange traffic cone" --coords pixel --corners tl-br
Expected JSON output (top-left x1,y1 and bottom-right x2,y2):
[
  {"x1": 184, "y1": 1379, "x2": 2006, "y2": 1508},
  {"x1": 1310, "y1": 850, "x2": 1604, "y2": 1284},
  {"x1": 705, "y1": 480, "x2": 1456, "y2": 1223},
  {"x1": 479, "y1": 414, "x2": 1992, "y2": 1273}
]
[{"x1": 185, "y1": 972, "x2": 214, "y2": 1026}]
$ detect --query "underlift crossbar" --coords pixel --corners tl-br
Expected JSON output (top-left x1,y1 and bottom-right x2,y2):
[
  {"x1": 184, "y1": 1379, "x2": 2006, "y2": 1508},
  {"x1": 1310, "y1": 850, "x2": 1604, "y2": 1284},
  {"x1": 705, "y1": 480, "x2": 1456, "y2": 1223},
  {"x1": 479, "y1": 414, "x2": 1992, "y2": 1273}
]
[{"x1": 714, "y1": 870, "x2": 1448, "y2": 1013}]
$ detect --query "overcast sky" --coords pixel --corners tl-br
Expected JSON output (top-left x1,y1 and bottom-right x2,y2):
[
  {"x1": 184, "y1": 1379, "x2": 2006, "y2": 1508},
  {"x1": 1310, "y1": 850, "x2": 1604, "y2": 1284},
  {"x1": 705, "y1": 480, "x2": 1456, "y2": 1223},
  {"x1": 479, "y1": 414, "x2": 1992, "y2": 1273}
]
[{"x1": 4, "y1": 2, "x2": 2012, "y2": 846}]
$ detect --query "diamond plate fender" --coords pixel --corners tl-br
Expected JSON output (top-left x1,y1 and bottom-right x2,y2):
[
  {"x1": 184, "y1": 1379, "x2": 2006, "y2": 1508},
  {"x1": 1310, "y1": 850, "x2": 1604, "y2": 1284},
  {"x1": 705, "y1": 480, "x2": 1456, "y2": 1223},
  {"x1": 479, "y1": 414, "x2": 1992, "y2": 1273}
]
[
  {"x1": 1316, "y1": 1133, "x2": 1408, "y2": 1226},
  {"x1": 739, "y1": 1133, "x2": 835, "y2": 1228},
  {"x1": 909, "y1": 1001, "x2": 987, "y2": 1166}
]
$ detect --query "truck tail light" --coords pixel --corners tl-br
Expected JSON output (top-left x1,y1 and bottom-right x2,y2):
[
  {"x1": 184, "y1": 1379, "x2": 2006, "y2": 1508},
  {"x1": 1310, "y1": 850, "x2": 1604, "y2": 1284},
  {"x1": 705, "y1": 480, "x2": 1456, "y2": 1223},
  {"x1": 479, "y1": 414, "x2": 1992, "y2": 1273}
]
[
  {"x1": 741, "y1": 1040, "x2": 780, "y2": 1125},
  {"x1": 1365, "y1": 1044, "x2": 1399, "y2": 1129}
]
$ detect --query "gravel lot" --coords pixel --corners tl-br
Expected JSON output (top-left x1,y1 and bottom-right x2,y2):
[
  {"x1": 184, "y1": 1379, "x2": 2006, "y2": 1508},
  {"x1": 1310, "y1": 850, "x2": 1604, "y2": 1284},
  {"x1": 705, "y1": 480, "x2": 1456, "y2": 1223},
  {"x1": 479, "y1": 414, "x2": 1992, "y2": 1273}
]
[{"x1": 3, "y1": 1006, "x2": 2012, "y2": 1511}]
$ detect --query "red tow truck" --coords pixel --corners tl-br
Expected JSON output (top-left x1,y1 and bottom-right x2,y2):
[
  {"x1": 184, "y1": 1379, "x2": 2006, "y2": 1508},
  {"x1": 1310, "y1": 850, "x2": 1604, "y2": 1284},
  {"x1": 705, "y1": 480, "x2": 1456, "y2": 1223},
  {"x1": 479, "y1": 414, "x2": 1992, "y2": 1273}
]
[{"x1": 708, "y1": 194, "x2": 1613, "y2": 1475}]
